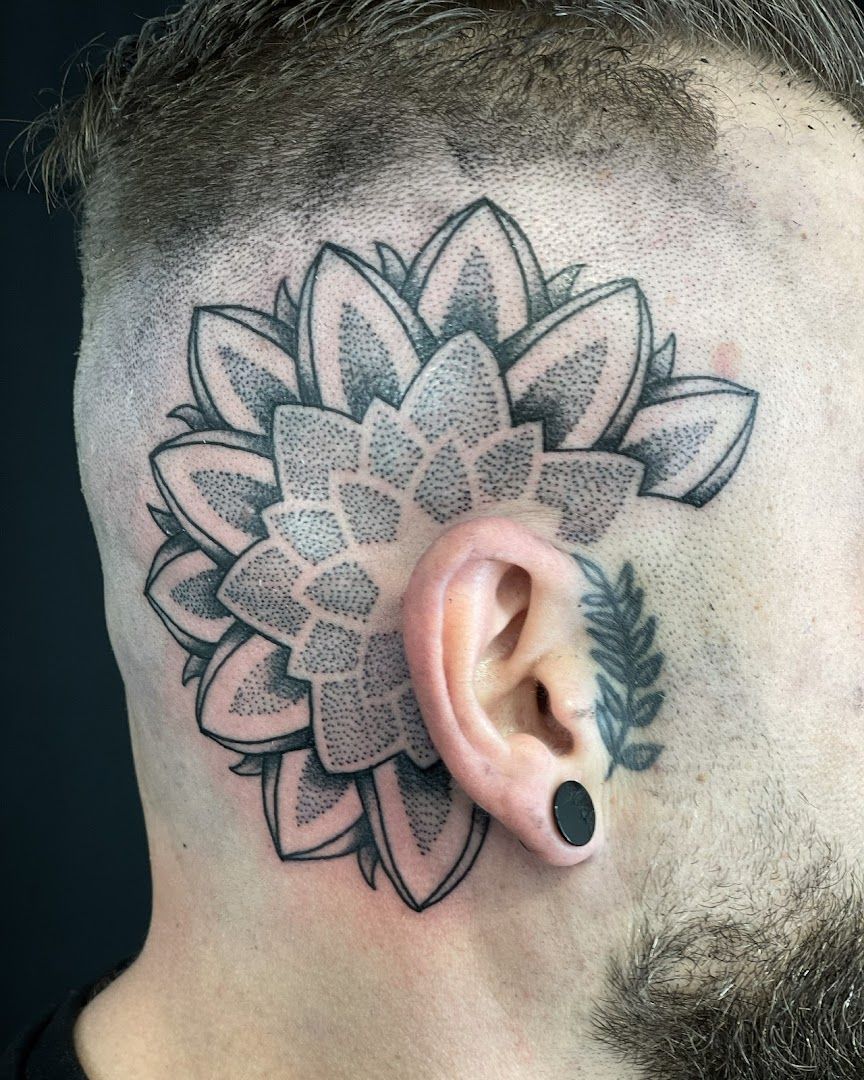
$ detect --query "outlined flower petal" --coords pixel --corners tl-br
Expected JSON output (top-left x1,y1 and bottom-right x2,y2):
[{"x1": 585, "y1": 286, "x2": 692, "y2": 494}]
[
  {"x1": 501, "y1": 280, "x2": 652, "y2": 450},
  {"x1": 272, "y1": 403, "x2": 361, "y2": 501},
  {"x1": 546, "y1": 264, "x2": 584, "y2": 306},
  {"x1": 197, "y1": 624, "x2": 313, "y2": 753},
  {"x1": 230, "y1": 753, "x2": 264, "y2": 776},
  {"x1": 648, "y1": 332, "x2": 676, "y2": 383},
  {"x1": 146, "y1": 538, "x2": 233, "y2": 652},
  {"x1": 189, "y1": 306, "x2": 300, "y2": 435},
  {"x1": 262, "y1": 749, "x2": 365, "y2": 860},
  {"x1": 536, "y1": 451, "x2": 644, "y2": 544},
  {"x1": 618, "y1": 377, "x2": 757, "y2": 505},
  {"x1": 183, "y1": 653, "x2": 208, "y2": 684},
  {"x1": 357, "y1": 843, "x2": 379, "y2": 888},
  {"x1": 212, "y1": 306, "x2": 295, "y2": 347},
  {"x1": 403, "y1": 198, "x2": 549, "y2": 345},
  {"x1": 295, "y1": 245, "x2": 433, "y2": 419},
  {"x1": 168, "y1": 404, "x2": 209, "y2": 431},
  {"x1": 151, "y1": 430, "x2": 277, "y2": 562},
  {"x1": 375, "y1": 242, "x2": 407, "y2": 290},
  {"x1": 217, "y1": 541, "x2": 310, "y2": 645},
  {"x1": 401, "y1": 332, "x2": 509, "y2": 447},
  {"x1": 274, "y1": 279, "x2": 298, "y2": 332},
  {"x1": 357, "y1": 757, "x2": 489, "y2": 911},
  {"x1": 148, "y1": 504, "x2": 182, "y2": 536}
]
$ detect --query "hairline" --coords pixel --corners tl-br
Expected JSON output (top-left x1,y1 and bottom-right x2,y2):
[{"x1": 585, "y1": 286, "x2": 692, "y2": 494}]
[{"x1": 26, "y1": 0, "x2": 864, "y2": 287}]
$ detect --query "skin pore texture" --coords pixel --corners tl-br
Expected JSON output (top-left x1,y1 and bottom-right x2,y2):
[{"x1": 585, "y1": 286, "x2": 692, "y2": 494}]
[{"x1": 69, "y1": 60, "x2": 863, "y2": 1080}]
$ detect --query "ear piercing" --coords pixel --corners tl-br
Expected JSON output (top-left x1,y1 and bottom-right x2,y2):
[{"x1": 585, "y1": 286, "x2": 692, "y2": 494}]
[{"x1": 553, "y1": 780, "x2": 595, "y2": 846}]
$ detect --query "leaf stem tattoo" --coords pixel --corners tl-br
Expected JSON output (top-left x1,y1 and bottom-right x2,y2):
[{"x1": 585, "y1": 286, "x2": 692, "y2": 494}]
[{"x1": 575, "y1": 557, "x2": 665, "y2": 780}]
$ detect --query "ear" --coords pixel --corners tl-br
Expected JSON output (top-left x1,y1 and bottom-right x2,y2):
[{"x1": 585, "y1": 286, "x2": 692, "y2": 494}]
[{"x1": 403, "y1": 517, "x2": 606, "y2": 866}]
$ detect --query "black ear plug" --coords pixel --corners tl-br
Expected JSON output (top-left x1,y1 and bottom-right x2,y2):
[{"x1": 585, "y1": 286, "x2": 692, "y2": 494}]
[{"x1": 553, "y1": 781, "x2": 595, "y2": 846}]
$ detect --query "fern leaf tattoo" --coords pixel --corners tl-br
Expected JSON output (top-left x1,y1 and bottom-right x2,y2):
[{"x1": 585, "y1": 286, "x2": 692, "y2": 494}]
[{"x1": 574, "y1": 556, "x2": 665, "y2": 780}]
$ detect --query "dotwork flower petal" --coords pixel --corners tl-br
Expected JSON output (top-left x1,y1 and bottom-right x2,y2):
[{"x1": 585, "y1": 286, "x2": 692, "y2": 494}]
[
  {"x1": 362, "y1": 400, "x2": 425, "y2": 490},
  {"x1": 474, "y1": 425, "x2": 542, "y2": 503},
  {"x1": 296, "y1": 245, "x2": 433, "y2": 419},
  {"x1": 263, "y1": 505, "x2": 348, "y2": 566},
  {"x1": 150, "y1": 431, "x2": 278, "y2": 561},
  {"x1": 197, "y1": 625, "x2": 312, "y2": 753},
  {"x1": 217, "y1": 541, "x2": 310, "y2": 645},
  {"x1": 413, "y1": 442, "x2": 473, "y2": 524},
  {"x1": 262, "y1": 748, "x2": 365, "y2": 859},
  {"x1": 312, "y1": 678, "x2": 402, "y2": 773},
  {"x1": 402, "y1": 332, "x2": 509, "y2": 448},
  {"x1": 146, "y1": 536, "x2": 233, "y2": 654},
  {"x1": 502, "y1": 280, "x2": 652, "y2": 450},
  {"x1": 295, "y1": 620, "x2": 362, "y2": 676},
  {"x1": 304, "y1": 561, "x2": 379, "y2": 621},
  {"x1": 536, "y1": 451, "x2": 644, "y2": 544},
  {"x1": 189, "y1": 306, "x2": 300, "y2": 436},
  {"x1": 357, "y1": 756, "x2": 489, "y2": 911},
  {"x1": 272, "y1": 404, "x2": 361, "y2": 502},
  {"x1": 403, "y1": 199, "x2": 549, "y2": 345},
  {"x1": 339, "y1": 481, "x2": 401, "y2": 544},
  {"x1": 362, "y1": 630, "x2": 410, "y2": 697},
  {"x1": 619, "y1": 377, "x2": 758, "y2": 505}
]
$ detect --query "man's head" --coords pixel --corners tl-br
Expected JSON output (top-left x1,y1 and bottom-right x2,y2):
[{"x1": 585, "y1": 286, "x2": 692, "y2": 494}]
[{"x1": 40, "y1": 2, "x2": 863, "y2": 1078}]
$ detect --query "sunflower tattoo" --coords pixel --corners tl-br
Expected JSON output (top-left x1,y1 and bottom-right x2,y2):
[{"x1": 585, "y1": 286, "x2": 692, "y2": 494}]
[{"x1": 145, "y1": 199, "x2": 757, "y2": 910}]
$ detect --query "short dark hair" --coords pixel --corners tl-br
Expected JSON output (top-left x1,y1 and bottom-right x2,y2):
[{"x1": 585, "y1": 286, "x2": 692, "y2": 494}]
[{"x1": 32, "y1": 0, "x2": 864, "y2": 267}]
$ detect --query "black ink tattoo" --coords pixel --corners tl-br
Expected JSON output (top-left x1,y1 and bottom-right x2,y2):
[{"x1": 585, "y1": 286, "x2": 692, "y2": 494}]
[
  {"x1": 576, "y1": 557, "x2": 665, "y2": 779},
  {"x1": 144, "y1": 199, "x2": 757, "y2": 909}
]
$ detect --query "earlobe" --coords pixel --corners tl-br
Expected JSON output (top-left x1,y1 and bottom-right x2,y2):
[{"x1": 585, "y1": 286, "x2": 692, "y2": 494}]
[{"x1": 403, "y1": 517, "x2": 606, "y2": 867}]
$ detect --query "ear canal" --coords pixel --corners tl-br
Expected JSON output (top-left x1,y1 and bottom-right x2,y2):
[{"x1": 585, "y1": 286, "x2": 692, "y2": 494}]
[{"x1": 533, "y1": 680, "x2": 575, "y2": 756}]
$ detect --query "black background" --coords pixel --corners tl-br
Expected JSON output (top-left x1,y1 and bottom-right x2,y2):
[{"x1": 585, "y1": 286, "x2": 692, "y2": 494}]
[
  {"x1": 3, "y1": 0, "x2": 864, "y2": 1058},
  {"x1": 1, "y1": 0, "x2": 165, "y2": 1050}
]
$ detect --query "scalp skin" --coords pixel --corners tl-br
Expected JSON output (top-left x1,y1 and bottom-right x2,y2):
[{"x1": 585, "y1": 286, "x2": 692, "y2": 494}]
[{"x1": 57, "y1": 10, "x2": 864, "y2": 1076}]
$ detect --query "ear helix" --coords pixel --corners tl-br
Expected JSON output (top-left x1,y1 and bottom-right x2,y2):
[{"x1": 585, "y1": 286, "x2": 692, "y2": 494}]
[{"x1": 552, "y1": 781, "x2": 596, "y2": 847}]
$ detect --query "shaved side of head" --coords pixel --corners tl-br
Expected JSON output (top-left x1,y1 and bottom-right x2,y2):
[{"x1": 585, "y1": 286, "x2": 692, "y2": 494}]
[
  {"x1": 35, "y1": 1, "x2": 864, "y2": 280},
  {"x1": 33, "y1": 4, "x2": 863, "y2": 1080}
]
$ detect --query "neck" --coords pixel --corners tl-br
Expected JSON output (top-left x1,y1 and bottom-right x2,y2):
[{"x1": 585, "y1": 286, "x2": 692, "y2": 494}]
[{"x1": 75, "y1": 823, "x2": 630, "y2": 1080}]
